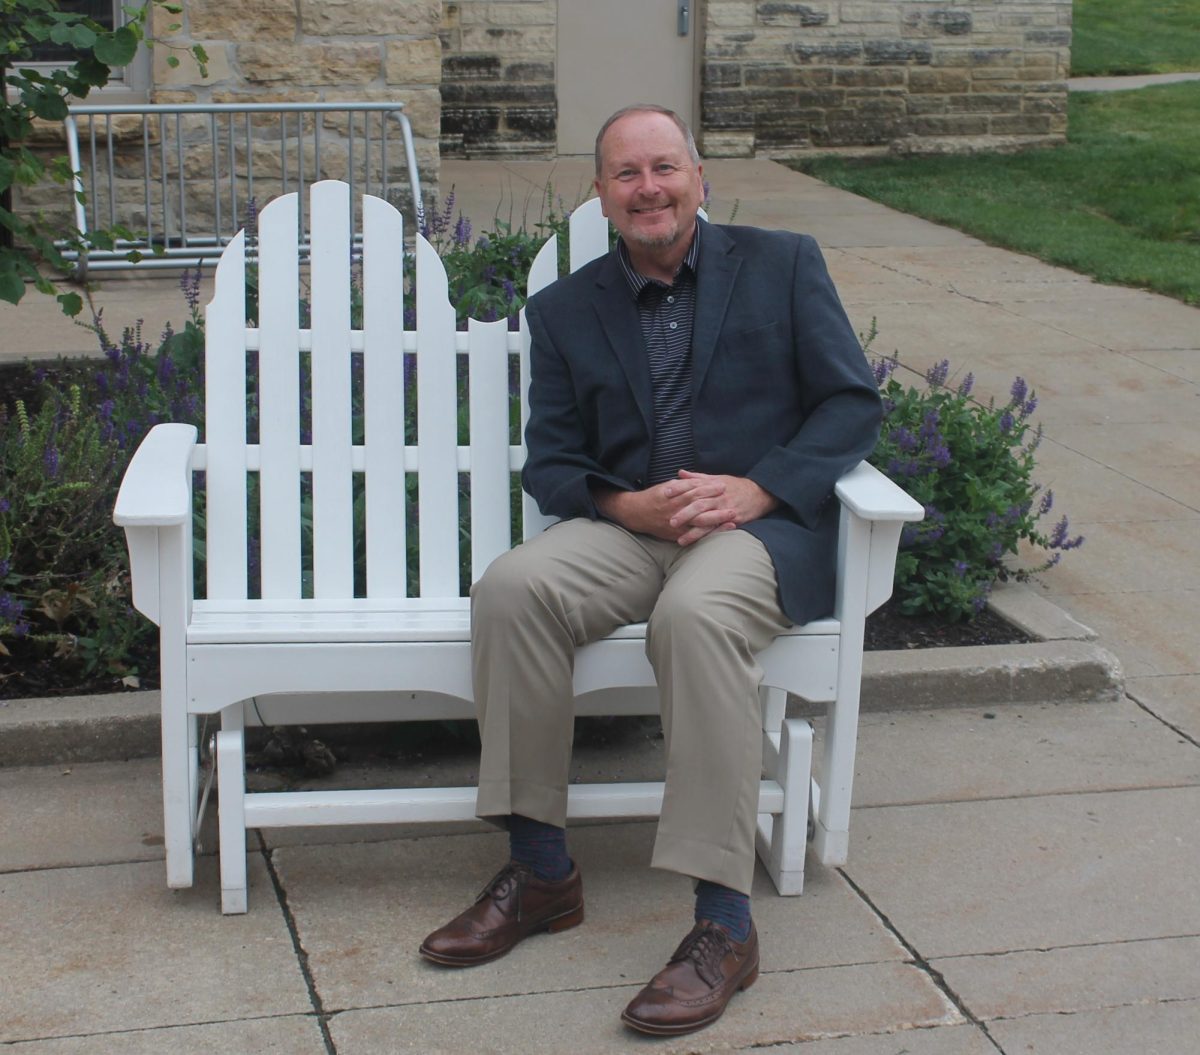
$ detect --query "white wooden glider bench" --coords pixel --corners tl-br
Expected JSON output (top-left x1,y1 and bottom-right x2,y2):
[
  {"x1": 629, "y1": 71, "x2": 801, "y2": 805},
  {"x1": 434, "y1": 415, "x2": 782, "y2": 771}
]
[{"x1": 113, "y1": 181, "x2": 923, "y2": 914}]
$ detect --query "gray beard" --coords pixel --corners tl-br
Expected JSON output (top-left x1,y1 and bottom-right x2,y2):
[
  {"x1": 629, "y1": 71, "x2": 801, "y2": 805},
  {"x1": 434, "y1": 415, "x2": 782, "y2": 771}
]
[{"x1": 627, "y1": 224, "x2": 680, "y2": 249}]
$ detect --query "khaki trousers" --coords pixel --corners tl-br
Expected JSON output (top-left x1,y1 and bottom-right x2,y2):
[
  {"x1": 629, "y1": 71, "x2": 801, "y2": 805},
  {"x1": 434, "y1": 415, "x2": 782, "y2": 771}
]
[{"x1": 470, "y1": 518, "x2": 791, "y2": 895}]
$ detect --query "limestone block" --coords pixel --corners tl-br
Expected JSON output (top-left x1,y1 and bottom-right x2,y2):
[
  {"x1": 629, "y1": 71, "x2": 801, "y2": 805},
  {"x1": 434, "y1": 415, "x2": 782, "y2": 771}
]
[
  {"x1": 840, "y1": 3, "x2": 900, "y2": 25},
  {"x1": 990, "y1": 113, "x2": 1052, "y2": 135},
  {"x1": 708, "y1": 2, "x2": 758, "y2": 29},
  {"x1": 299, "y1": 0, "x2": 440, "y2": 37},
  {"x1": 238, "y1": 43, "x2": 382, "y2": 86},
  {"x1": 187, "y1": 0, "x2": 298, "y2": 41},
  {"x1": 154, "y1": 43, "x2": 233, "y2": 87},
  {"x1": 829, "y1": 66, "x2": 901, "y2": 87},
  {"x1": 906, "y1": 113, "x2": 989, "y2": 136},
  {"x1": 486, "y1": 2, "x2": 555, "y2": 27},
  {"x1": 699, "y1": 131, "x2": 756, "y2": 158},
  {"x1": 951, "y1": 92, "x2": 1022, "y2": 114},
  {"x1": 756, "y1": 3, "x2": 832, "y2": 28},
  {"x1": 386, "y1": 37, "x2": 444, "y2": 84},
  {"x1": 905, "y1": 94, "x2": 949, "y2": 115},
  {"x1": 908, "y1": 67, "x2": 970, "y2": 93},
  {"x1": 459, "y1": 24, "x2": 554, "y2": 53}
]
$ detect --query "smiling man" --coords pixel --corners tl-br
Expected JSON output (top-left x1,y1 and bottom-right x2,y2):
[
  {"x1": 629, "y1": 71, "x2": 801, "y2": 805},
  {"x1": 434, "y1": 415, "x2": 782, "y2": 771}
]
[{"x1": 419, "y1": 105, "x2": 882, "y2": 1037}]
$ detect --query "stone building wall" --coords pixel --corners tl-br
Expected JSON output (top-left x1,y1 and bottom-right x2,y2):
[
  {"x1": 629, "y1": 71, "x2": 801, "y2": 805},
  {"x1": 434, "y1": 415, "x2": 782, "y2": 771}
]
[
  {"x1": 439, "y1": 0, "x2": 558, "y2": 157},
  {"x1": 438, "y1": 0, "x2": 1071, "y2": 159},
  {"x1": 151, "y1": 0, "x2": 443, "y2": 190},
  {"x1": 702, "y1": 1, "x2": 1071, "y2": 157}
]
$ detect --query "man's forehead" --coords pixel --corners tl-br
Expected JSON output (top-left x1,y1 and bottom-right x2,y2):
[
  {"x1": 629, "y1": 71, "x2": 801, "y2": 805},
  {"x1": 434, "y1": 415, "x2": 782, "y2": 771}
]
[{"x1": 600, "y1": 113, "x2": 691, "y2": 167}]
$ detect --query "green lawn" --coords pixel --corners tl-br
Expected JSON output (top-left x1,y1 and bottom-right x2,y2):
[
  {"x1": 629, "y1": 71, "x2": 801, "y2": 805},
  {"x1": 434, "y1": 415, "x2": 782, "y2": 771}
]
[
  {"x1": 791, "y1": 82, "x2": 1200, "y2": 306},
  {"x1": 1072, "y1": 0, "x2": 1200, "y2": 76}
]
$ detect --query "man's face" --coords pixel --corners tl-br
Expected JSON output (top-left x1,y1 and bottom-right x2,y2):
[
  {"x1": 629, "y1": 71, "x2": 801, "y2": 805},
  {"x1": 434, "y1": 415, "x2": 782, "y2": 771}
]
[{"x1": 594, "y1": 111, "x2": 705, "y2": 253}]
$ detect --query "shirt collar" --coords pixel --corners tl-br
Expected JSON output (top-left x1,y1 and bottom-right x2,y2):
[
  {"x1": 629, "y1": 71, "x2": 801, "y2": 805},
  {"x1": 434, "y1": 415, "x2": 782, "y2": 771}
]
[{"x1": 617, "y1": 220, "x2": 702, "y2": 296}]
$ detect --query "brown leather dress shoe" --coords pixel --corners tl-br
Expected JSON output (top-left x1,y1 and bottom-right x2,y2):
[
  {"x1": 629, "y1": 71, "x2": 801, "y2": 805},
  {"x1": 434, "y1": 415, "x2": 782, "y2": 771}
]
[
  {"x1": 621, "y1": 920, "x2": 759, "y2": 1036},
  {"x1": 419, "y1": 861, "x2": 584, "y2": 967}
]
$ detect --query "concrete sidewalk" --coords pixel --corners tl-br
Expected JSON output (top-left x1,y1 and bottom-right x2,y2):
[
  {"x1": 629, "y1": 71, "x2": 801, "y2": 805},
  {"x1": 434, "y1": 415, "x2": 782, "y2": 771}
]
[{"x1": 2, "y1": 160, "x2": 1198, "y2": 1053}]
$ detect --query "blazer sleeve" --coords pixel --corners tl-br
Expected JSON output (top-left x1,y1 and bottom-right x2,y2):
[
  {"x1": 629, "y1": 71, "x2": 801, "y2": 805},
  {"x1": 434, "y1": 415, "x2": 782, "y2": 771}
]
[
  {"x1": 744, "y1": 234, "x2": 883, "y2": 529},
  {"x1": 521, "y1": 295, "x2": 630, "y2": 520}
]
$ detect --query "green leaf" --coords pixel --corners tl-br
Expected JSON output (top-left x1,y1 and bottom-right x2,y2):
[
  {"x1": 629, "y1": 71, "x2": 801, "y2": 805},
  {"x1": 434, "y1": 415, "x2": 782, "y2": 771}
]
[
  {"x1": 0, "y1": 270, "x2": 25, "y2": 305},
  {"x1": 57, "y1": 292, "x2": 84, "y2": 317},
  {"x1": 70, "y1": 25, "x2": 99, "y2": 48},
  {"x1": 166, "y1": 55, "x2": 180, "y2": 68},
  {"x1": 31, "y1": 92, "x2": 69, "y2": 121},
  {"x1": 93, "y1": 26, "x2": 138, "y2": 67}
]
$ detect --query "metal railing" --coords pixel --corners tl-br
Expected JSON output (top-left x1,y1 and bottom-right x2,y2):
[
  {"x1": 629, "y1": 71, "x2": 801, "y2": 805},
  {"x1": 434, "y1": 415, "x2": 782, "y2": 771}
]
[{"x1": 62, "y1": 101, "x2": 424, "y2": 271}]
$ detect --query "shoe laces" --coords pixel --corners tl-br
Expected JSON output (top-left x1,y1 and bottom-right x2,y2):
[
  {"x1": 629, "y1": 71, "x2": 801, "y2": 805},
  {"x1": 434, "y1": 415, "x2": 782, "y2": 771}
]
[
  {"x1": 475, "y1": 862, "x2": 531, "y2": 921},
  {"x1": 670, "y1": 922, "x2": 732, "y2": 988}
]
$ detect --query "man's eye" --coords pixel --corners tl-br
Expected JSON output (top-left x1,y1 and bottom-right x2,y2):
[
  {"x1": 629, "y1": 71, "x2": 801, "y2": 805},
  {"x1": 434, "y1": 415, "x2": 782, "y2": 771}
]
[
  {"x1": 617, "y1": 170, "x2": 636, "y2": 181},
  {"x1": 655, "y1": 164, "x2": 677, "y2": 174}
]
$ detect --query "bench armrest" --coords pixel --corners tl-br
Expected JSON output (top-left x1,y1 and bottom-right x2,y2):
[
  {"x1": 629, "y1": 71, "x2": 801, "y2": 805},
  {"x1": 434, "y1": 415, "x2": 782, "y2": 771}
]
[
  {"x1": 114, "y1": 423, "x2": 198, "y2": 527},
  {"x1": 834, "y1": 461, "x2": 925, "y2": 523}
]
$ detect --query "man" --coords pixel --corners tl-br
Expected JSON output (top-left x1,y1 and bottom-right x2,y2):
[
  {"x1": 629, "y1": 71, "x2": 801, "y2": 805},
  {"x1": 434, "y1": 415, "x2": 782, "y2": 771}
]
[{"x1": 420, "y1": 104, "x2": 882, "y2": 1037}]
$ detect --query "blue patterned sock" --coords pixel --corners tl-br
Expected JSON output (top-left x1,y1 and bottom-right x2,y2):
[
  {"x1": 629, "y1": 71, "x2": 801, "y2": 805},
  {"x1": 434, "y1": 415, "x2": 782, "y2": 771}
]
[
  {"x1": 508, "y1": 814, "x2": 571, "y2": 882},
  {"x1": 694, "y1": 880, "x2": 752, "y2": 942}
]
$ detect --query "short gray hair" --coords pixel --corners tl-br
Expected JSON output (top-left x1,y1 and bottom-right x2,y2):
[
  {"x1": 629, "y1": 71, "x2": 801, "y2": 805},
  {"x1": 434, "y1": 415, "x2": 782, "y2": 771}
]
[{"x1": 594, "y1": 104, "x2": 700, "y2": 177}]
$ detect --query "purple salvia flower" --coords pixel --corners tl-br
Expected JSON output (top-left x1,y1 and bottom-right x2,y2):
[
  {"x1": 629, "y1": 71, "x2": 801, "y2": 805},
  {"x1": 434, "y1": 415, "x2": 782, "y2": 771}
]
[
  {"x1": 502, "y1": 278, "x2": 518, "y2": 304},
  {"x1": 930, "y1": 443, "x2": 952, "y2": 468},
  {"x1": 0, "y1": 498, "x2": 10, "y2": 515},
  {"x1": 958, "y1": 372, "x2": 975, "y2": 397},
  {"x1": 43, "y1": 444, "x2": 60, "y2": 478},
  {"x1": 953, "y1": 560, "x2": 968, "y2": 576},
  {"x1": 872, "y1": 357, "x2": 897, "y2": 386},
  {"x1": 919, "y1": 408, "x2": 940, "y2": 440},
  {"x1": 1010, "y1": 376, "x2": 1028, "y2": 405},
  {"x1": 999, "y1": 410, "x2": 1014, "y2": 433},
  {"x1": 1021, "y1": 396, "x2": 1038, "y2": 419},
  {"x1": 453, "y1": 213, "x2": 472, "y2": 247},
  {"x1": 925, "y1": 359, "x2": 950, "y2": 387},
  {"x1": 891, "y1": 426, "x2": 918, "y2": 452},
  {"x1": 0, "y1": 556, "x2": 10, "y2": 575},
  {"x1": 1039, "y1": 489, "x2": 1054, "y2": 516}
]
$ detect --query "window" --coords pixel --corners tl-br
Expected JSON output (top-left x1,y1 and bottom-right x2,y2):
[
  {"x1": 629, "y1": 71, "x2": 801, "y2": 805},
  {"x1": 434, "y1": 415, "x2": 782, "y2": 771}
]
[{"x1": 24, "y1": 0, "x2": 149, "y2": 96}]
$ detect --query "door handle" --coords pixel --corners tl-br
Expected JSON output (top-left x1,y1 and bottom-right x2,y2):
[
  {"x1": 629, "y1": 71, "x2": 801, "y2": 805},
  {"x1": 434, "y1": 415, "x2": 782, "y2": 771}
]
[{"x1": 678, "y1": 0, "x2": 690, "y2": 36}]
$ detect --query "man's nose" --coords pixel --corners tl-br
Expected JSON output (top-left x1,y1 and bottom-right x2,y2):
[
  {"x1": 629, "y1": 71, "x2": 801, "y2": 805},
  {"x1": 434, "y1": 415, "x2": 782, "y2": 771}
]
[{"x1": 633, "y1": 169, "x2": 662, "y2": 196}]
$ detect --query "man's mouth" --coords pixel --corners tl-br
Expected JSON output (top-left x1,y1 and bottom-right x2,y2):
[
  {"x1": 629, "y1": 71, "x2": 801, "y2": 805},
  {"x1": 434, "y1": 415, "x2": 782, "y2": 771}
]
[{"x1": 632, "y1": 205, "x2": 670, "y2": 215}]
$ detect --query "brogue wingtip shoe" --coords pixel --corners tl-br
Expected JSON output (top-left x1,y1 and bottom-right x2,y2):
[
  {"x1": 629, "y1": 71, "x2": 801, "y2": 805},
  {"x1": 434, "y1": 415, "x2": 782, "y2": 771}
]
[
  {"x1": 621, "y1": 920, "x2": 759, "y2": 1036},
  {"x1": 419, "y1": 861, "x2": 584, "y2": 968}
]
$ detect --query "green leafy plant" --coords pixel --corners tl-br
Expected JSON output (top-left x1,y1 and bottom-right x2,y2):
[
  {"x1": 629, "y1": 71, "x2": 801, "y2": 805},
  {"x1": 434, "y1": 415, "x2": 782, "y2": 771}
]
[
  {"x1": 1, "y1": 0, "x2": 207, "y2": 314},
  {"x1": 870, "y1": 349, "x2": 1083, "y2": 621}
]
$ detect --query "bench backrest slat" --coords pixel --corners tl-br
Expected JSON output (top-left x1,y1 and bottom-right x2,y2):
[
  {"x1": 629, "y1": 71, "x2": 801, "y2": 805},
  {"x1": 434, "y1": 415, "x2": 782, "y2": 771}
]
[
  {"x1": 362, "y1": 193, "x2": 410, "y2": 597},
  {"x1": 204, "y1": 230, "x2": 249, "y2": 599},
  {"x1": 309, "y1": 181, "x2": 356, "y2": 598},
  {"x1": 414, "y1": 232, "x2": 461, "y2": 597},
  {"x1": 257, "y1": 192, "x2": 303, "y2": 599},
  {"x1": 467, "y1": 318, "x2": 514, "y2": 575}
]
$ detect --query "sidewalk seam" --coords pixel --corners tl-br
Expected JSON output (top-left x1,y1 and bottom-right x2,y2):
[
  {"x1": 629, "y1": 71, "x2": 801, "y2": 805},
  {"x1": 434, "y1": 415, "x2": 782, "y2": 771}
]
[
  {"x1": 837, "y1": 868, "x2": 1007, "y2": 1054},
  {"x1": 262, "y1": 834, "x2": 338, "y2": 1055}
]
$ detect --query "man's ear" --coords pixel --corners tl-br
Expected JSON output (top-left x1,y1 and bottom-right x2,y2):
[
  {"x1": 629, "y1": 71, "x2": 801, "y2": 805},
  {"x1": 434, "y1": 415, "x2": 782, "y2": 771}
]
[{"x1": 594, "y1": 179, "x2": 609, "y2": 216}]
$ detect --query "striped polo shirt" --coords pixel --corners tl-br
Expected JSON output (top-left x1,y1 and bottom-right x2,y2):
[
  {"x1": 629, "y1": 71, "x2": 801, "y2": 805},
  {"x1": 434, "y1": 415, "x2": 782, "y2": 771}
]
[{"x1": 617, "y1": 226, "x2": 701, "y2": 486}]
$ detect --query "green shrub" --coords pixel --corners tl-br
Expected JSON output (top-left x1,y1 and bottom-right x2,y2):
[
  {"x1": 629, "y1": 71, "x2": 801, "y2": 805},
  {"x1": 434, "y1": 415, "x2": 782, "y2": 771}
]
[
  {"x1": 870, "y1": 351, "x2": 1083, "y2": 621},
  {"x1": 0, "y1": 384, "x2": 135, "y2": 675}
]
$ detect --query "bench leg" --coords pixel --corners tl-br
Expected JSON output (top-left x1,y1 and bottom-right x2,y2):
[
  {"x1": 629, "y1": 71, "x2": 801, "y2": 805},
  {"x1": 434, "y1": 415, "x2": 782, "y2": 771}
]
[
  {"x1": 217, "y1": 729, "x2": 249, "y2": 914},
  {"x1": 161, "y1": 698, "x2": 196, "y2": 889},
  {"x1": 756, "y1": 718, "x2": 813, "y2": 895}
]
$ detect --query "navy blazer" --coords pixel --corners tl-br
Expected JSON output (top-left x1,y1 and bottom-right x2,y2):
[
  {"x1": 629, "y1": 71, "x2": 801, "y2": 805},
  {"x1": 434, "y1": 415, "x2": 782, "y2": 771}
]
[{"x1": 522, "y1": 220, "x2": 883, "y2": 625}]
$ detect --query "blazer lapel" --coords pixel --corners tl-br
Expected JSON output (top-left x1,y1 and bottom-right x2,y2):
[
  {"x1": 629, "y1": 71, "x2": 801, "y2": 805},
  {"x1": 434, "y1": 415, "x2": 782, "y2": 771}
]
[
  {"x1": 692, "y1": 222, "x2": 742, "y2": 395},
  {"x1": 591, "y1": 253, "x2": 654, "y2": 433}
]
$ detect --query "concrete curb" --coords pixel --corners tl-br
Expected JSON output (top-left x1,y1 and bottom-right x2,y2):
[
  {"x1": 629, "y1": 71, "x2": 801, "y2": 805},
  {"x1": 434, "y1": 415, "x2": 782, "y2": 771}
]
[{"x1": 0, "y1": 585, "x2": 1123, "y2": 768}]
